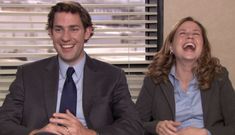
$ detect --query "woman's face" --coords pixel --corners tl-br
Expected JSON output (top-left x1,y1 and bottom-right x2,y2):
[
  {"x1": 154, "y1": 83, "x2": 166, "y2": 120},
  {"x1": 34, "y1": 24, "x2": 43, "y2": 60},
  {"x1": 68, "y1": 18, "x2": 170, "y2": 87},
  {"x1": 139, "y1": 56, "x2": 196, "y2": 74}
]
[{"x1": 171, "y1": 21, "x2": 203, "y2": 64}]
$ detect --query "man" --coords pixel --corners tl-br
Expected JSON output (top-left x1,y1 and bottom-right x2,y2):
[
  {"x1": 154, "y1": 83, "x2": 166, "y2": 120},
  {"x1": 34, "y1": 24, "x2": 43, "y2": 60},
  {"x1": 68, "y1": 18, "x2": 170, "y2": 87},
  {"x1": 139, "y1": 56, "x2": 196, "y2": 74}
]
[{"x1": 0, "y1": 1, "x2": 143, "y2": 135}]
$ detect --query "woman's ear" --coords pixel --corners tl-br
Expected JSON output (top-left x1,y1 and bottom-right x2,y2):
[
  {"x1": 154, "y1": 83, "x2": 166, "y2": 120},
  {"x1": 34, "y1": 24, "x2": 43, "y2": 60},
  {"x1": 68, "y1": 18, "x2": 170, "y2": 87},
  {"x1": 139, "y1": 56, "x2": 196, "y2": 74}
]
[{"x1": 169, "y1": 45, "x2": 173, "y2": 53}]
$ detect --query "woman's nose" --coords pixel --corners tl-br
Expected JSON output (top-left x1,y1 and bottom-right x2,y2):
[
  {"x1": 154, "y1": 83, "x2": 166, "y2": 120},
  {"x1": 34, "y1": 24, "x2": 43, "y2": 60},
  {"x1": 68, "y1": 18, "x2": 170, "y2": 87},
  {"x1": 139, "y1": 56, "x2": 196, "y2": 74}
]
[{"x1": 186, "y1": 33, "x2": 193, "y2": 39}]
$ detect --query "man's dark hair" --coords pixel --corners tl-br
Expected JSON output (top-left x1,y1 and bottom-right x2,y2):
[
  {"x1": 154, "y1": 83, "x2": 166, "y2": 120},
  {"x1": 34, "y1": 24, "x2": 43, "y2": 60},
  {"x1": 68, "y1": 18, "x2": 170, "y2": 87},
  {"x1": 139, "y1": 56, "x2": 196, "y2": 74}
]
[{"x1": 46, "y1": 1, "x2": 93, "y2": 32}]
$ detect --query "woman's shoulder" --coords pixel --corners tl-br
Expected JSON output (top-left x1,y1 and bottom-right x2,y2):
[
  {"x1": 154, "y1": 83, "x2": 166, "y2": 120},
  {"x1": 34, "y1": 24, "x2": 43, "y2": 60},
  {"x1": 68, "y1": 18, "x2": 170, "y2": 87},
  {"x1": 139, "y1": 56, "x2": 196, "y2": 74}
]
[
  {"x1": 213, "y1": 66, "x2": 230, "y2": 82},
  {"x1": 143, "y1": 75, "x2": 168, "y2": 89}
]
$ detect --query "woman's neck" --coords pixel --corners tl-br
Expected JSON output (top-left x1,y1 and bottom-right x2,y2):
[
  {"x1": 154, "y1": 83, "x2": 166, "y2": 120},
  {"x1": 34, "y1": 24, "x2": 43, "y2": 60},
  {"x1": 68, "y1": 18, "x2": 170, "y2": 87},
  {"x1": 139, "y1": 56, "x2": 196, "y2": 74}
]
[{"x1": 175, "y1": 61, "x2": 195, "y2": 91}]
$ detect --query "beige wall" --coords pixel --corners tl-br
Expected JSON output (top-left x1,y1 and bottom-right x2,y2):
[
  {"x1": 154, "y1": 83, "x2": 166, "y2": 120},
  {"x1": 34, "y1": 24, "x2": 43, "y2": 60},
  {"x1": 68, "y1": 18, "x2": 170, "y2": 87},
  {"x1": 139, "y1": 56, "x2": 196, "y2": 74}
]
[{"x1": 164, "y1": 0, "x2": 235, "y2": 87}]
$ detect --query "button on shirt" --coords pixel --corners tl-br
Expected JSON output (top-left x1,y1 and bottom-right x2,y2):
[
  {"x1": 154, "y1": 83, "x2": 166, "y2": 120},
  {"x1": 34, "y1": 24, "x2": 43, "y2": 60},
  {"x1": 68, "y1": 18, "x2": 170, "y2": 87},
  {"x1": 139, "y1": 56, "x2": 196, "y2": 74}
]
[
  {"x1": 56, "y1": 56, "x2": 87, "y2": 127},
  {"x1": 168, "y1": 66, "x2": 204, "y2": 130}
]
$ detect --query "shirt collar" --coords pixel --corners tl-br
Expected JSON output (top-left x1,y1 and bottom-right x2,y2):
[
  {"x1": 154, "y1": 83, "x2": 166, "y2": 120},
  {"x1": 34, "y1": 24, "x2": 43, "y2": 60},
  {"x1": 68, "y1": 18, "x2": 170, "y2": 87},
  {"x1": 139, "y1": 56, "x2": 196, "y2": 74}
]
[
  {"x1": 58, "y1": 55, "x2": 86, "y2": 79},
  {"x1": 169, "y1": 65, "x2": 177, "y2": 80},
  {"x1": 169, "y1": 65, "x2": 197, "y2": 81},
  {"x1": 169, "y1": 65, "x2": 198, "y2": 92}
]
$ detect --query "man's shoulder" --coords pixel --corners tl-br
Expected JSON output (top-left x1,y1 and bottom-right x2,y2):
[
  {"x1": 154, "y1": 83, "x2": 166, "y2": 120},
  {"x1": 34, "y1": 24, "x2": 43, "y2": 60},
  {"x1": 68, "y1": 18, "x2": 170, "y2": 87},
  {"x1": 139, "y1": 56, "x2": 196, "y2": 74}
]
[
  {"x1": 88, "y1": 57, "x2": 122, "y2": 72},
  {"x1": 20, "y1": 56, "x2": 57, "y2": 70}
]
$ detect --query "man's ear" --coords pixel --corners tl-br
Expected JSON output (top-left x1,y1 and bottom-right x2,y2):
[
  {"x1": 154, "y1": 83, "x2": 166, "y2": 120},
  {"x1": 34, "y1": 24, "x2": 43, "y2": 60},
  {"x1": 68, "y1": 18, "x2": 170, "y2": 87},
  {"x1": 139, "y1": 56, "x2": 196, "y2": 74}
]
[
  {"x1": 48, "y1": 29, "x2": 52, "y2": 37},
  {"x1": 84, "y1": 26, "x2": 93, "y2": 40}
]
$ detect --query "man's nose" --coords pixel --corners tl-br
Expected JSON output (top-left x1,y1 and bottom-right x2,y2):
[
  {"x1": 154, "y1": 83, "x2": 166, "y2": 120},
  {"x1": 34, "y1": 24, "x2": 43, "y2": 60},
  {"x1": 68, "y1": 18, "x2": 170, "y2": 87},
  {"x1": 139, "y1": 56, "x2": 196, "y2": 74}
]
[{"x1": 61, "y1": 30, "x2": 71, "y2": 41}]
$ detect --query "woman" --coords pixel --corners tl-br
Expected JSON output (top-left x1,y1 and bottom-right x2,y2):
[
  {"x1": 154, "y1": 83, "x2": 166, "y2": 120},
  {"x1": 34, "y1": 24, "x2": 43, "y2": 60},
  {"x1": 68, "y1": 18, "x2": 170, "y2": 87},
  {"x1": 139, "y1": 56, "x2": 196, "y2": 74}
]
[{"x1": 136, "y1": 16, "x2": 235, "y2": 135}]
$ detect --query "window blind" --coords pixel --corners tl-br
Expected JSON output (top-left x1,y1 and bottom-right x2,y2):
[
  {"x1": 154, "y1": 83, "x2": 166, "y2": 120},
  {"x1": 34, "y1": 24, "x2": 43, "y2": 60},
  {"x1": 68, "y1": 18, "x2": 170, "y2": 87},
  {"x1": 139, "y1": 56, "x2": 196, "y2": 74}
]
[{"x1": 0, "y1": 0, "x2": 160, "y2": 105}]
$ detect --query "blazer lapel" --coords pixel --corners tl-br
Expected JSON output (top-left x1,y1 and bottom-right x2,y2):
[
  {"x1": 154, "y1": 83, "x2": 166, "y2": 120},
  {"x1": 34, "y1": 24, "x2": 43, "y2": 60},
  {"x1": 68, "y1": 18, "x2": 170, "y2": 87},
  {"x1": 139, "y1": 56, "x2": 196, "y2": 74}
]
[
  {"x1": 201, "y1": 88, "x2": 213, "y2": 126},
  {"x1": 160, "y1": 81, "x2": 175, "y2": 119},
  {"x1": 82, "y1": 55, "x2": 97, "y2": 128},
  {"x1": 43, "y1": 56, "x2": 59, "y2": 119}
]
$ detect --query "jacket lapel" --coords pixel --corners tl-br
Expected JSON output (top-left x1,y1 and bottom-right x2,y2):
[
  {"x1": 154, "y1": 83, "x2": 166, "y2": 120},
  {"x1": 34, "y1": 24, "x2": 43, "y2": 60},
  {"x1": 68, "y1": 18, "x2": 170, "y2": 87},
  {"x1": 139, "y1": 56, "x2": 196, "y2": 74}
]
[
  {"x1": 201, "y1": 88, "x2": 213, "y2": 126},
  {"x1": 82, "y1": 55, "x2": 97, "y2": 128},
  {"x1": 160, "y1": 81, "x2": 175, "y2": 119},
  {"x1": 43, "y1": 56, "x2": 59, "y2": 119}
]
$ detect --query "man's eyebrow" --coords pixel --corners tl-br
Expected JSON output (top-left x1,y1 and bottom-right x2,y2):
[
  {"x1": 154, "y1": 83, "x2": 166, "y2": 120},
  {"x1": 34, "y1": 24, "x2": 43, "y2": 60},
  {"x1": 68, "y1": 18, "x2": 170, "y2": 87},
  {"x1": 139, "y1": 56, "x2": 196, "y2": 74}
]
[
  {"x1": 53, "y1": 25, "x2": 63, "y2": 28},
  {"x1": 53, "y1": 25, "x2": 80, "y2": 28},
  {"x1": 69, "y1": 25, "x2": 80, "y2": 28}
]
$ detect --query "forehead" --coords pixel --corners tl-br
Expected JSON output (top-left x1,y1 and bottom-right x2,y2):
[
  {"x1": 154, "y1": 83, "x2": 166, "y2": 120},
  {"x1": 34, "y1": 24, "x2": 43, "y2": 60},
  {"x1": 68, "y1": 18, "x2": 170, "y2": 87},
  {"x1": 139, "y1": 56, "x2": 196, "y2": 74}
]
[
  {"x1": 177, "y1": 21, "x2": 201, "y2": 31},
  {"x1": 53, "y1": 12, "x2": 82, "y2": 26}
]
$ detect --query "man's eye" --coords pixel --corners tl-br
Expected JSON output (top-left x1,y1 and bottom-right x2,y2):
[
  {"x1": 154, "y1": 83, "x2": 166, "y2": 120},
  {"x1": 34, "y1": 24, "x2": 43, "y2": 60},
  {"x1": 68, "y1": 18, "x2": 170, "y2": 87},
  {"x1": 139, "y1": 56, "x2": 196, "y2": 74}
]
[
  {"x1": 54, "y1": 28, "x2": 62, "y2": 32},
  {"x1": 71, "y1": 28, "x2": 79, "y2": 32}
]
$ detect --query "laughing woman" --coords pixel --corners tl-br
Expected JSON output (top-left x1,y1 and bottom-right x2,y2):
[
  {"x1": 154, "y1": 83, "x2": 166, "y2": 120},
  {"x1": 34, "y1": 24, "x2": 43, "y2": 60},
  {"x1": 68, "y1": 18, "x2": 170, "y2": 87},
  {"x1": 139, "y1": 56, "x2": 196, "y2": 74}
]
[{"x1": 136, "y1": 16, "x2": 235, "y2": 135}]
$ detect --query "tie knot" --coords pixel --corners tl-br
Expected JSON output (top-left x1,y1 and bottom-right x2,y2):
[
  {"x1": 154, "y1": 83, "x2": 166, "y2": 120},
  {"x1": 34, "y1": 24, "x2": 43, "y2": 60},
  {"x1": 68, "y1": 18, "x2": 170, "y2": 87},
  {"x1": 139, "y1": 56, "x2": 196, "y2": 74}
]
[{"x1": 66, "y1": 67, "x2": 75, "y2": 78}]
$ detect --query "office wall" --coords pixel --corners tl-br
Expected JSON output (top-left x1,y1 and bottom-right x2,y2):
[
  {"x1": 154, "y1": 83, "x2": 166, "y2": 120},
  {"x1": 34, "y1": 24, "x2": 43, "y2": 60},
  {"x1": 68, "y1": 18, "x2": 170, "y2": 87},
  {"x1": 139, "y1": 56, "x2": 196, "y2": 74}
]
[{"x1": 164, "y1": 0, "x2": 235, "y2": 87}]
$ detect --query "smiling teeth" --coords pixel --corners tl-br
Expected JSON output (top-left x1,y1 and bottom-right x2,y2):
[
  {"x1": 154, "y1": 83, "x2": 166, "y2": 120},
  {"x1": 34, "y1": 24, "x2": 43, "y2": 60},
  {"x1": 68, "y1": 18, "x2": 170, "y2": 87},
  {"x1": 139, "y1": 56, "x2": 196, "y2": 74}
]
[
  {"x1": 183, "y1": 43, "x2": 195, "y2": 48},
  {"x1": 62, "y1": 44, "x2": 73, "y2": 48}
]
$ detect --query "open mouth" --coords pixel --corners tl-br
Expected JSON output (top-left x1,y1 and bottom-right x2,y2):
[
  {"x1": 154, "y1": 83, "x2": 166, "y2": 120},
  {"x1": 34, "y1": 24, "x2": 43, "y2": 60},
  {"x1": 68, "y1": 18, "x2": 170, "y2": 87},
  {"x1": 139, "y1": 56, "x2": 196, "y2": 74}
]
[
  {"x1": 183, "y1": 43, "x2": 196, "y2": 51},
  {"x1": 61, "y1": 44, "x2": 74, "y2": 49}
]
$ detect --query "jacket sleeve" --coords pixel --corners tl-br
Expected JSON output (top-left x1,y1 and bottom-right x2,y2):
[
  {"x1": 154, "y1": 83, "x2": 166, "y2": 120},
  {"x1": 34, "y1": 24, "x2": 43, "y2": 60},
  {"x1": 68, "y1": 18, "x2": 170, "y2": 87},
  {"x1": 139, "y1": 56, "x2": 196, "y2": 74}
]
[
  {"x1": 96, "y1": 70, "x2": 144, "y2": 135},
  {"x1": 207, "y1": 68, "x2": 235, "y2": 135},
  {"x1": 136, "y1": 77, "x2": 159, "y2": 135},
  {"x1": 0, "y1": 66, "x2": 32, "y2": 135}
]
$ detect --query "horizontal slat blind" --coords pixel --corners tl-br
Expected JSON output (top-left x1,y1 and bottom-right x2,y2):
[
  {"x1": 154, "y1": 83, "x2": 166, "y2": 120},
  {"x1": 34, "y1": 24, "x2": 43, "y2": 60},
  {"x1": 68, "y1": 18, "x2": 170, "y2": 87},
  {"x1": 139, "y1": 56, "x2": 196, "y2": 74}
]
[{"x1": 0, "y1": 1, "x2": 158, "y2": 105}]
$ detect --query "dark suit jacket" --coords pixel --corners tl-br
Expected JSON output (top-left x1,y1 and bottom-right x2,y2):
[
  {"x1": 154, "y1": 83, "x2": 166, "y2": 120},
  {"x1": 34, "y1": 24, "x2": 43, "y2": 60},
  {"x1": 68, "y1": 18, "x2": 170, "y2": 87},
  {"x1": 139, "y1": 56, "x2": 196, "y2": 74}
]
[
  {"x1": 136, "y1": 68, "x2": 235, "y2": 135},
  {"x1": 0, "y1": 55, "x2": 143, "y2": 135}
]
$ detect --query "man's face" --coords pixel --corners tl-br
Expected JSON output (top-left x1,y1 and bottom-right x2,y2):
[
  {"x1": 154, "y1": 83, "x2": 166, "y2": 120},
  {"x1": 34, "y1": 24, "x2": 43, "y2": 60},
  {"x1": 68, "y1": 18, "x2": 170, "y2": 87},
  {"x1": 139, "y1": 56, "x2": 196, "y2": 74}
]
[{"x1": 49, "y1": 12, "x2": 92, "y2": 65}]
